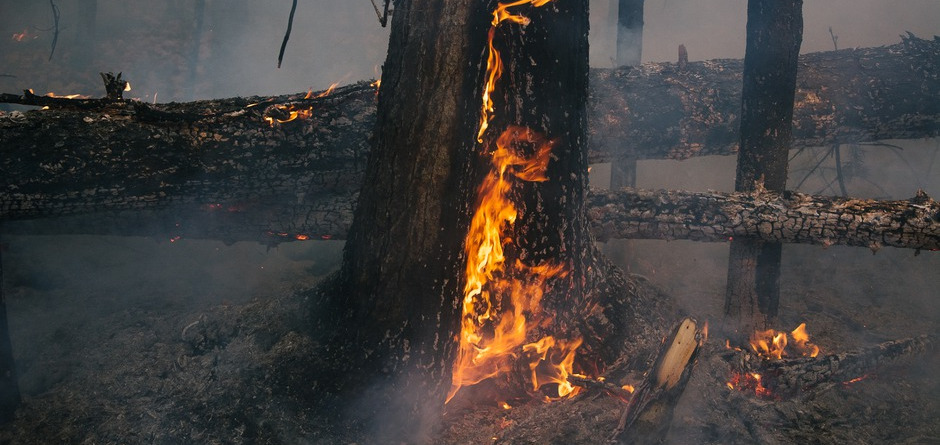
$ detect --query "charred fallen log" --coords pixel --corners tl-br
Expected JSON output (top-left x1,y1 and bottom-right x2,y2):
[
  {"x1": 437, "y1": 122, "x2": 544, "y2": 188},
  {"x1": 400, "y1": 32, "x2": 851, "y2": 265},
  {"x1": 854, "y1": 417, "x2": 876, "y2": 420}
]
[
  {"x1": 0, "y1": 82, "x2": 374, "y2": 243},
  {"x1": 588, "y1": 188, "x2": 940, "y2": 252},
  {"x1": 0, "y1": 37, "x2": 936, "y2": 169},
  {"x1": 726, "y1": 334, "x2": 935, "y2": 396},
  {"x1": 3, "y1": 187, "x2": 939, "y2": 252}
]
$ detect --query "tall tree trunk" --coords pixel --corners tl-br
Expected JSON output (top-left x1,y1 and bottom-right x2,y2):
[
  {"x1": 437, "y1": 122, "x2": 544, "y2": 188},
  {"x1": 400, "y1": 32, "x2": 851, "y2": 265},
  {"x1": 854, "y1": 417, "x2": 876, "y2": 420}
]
[
  {"x1": 0, "y1": 237, "x2": 19, "y2": 425},
  {"x1": 609, "y1": 0, "x2": 643, "y2": 189},
  {"x1": 724, "y1": 0, "x2": 803, "y2": 341},
  {"x1": 315, "y1": 1, "x2": 488, "y2": 440},
  {"x1": 315, "y1": 0, "x2": 631, "y2": 440}
]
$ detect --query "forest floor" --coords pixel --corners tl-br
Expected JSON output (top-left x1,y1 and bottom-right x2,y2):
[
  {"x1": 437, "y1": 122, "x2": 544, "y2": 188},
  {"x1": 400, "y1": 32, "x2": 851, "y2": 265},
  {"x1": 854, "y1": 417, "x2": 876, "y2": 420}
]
[{"x1": 0, "y1": 235, "x2": 937, "y2": 444}]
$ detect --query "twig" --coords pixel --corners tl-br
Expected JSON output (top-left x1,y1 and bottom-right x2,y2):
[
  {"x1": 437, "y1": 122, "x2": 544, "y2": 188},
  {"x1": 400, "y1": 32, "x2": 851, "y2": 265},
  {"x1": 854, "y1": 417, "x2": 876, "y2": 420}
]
[
  {"x1": 833, "y1": 144, "x2": 848, "y2": 197},
  {"x1": 277, "y1": 0, "x2": 298, "y2": 69},
  {"x1": 829, "y1": 26, "x2": 839, "y2": 51},
  {"x1": 0, "y1": 74, "x2": 16, "y2": 78},
  {"x1": 369, "y1": 0, "x2": 391, "y2": 27},
  {"x1": 48, "y1": 0, "x2": 60, "y2": 61}
]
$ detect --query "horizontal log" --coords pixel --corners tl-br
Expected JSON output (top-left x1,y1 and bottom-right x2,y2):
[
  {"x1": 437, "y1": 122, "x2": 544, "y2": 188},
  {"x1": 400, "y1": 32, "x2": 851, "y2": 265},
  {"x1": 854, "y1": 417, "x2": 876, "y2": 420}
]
[
  {"x1": 587, "y1": 188, "x2": 940, "y2": 252},
  {"x1": 590, "y1": 33, "x2": 939, "y2": 161},
  {"x1": 1, "y1": 38, "x2": 937, "y2": 249},
  {"x1": 3, "y1": 186, "x2": 938, "y2": 254}
]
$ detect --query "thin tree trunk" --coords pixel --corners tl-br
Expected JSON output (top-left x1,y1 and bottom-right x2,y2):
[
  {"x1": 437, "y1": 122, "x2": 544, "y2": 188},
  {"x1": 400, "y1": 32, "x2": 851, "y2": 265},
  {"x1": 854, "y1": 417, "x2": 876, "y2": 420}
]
[
  {"x1": 724, "y1": 0, "x2": 803, "y2": 341},
  {"x1": 0, "y1": 236, "x2": 19, "y2": 425},
  {"x1": 609, "y1": 0, "x2": 643, "y2": 190}
]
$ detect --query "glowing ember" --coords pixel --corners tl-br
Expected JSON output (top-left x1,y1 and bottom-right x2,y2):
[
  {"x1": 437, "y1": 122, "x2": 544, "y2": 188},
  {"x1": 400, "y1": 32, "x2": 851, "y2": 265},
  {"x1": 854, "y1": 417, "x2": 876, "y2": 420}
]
[
  {"x1": 747, "y1": 322, "x2": 820, "y2": 360},
  {"x1": 11, "y1": 29, "x2": 31, "y2": 41},
  {"x1": 44, "y1": 92, "x2": 89, "y2": 99},
  {"x1": 726, "y1": 371, "x2": 774, "y2": 399},
  {"x1": 449, "y1": 0, "x2": 584, "y2": 404}
]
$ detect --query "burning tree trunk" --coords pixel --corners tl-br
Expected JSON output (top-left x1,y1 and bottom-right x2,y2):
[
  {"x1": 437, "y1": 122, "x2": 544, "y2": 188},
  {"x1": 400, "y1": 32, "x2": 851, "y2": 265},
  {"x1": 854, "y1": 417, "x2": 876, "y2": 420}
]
[
  {"x1": 309, "y1": 0, "x2": 658, "y2": 441},
  {"x1": 724, "y1": 0, "x2": 803, "y2": 342}
]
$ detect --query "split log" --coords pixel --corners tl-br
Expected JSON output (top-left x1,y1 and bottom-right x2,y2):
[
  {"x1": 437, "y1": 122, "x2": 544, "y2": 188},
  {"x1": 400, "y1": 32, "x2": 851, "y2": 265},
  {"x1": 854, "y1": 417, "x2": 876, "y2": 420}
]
[
  {"x1": 587, "y1": 188, "x2": 940, "y2": 252},
  {"x1": 611, "y1": 317, "x2": 704, "y2": 444},
  {"x1": 726, "y1": 334, "x2": 935, "y2": 396}
]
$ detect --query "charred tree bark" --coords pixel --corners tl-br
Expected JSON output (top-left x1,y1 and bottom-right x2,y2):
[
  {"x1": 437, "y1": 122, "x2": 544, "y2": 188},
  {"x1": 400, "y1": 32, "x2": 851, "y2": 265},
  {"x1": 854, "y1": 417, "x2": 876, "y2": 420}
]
[
  {"x1": 0, "y1": 237, "x2": 19, "y2": 425},
  {"x1": 310, "y1": 1, "x2": 487, "y2": 441},
  {"x1": 587, "y1": 34, "x2": 940, "y2": 162},
  {"x1": 724, "y1": 0, "x2": 803, "y2": 342},
  {"x1": 1, "y1": 37, "x2": 935, "y2": 169},
  {"x1": 5, "y1": 187, "x2": 938, "y2": 252},
  {"x1": 588, "y1": 188, "x2": 940, "y2": 251}
]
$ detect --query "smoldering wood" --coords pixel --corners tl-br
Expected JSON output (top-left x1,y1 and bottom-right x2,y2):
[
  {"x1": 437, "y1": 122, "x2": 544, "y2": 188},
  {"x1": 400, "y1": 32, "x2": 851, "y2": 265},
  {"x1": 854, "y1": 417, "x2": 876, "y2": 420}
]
[
  {"x1": 587, "y1": 188, "x2": 940, "y2": 251},
  {"x1": 1, "y1": 82, "x2": 375, "y2": 242},
  {"x1": 727, "y1": 334, "x2": 935, "y2": 396},
  {"x1": 1, "y1": 37, "x2": 936, "y2": 163}
]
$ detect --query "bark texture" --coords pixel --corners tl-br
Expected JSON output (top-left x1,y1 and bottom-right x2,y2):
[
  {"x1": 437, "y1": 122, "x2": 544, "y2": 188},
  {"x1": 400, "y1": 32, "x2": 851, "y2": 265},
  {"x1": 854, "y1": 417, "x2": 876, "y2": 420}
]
[
  {"x1": 0, "y1": 243, "x2": 19, "y2": 424},
  {"x1": 588, "y1": 34, "x2": 940, "y2": 162},
  {"x1": 311, "y1": 1, "x2": 488, "y2": 440},
  {"x1": 724, "y1": 0, "x2": 803, "y2": 339},
  {"x1": 588, "y1": 188, "x2": 940, "y2": 251}
]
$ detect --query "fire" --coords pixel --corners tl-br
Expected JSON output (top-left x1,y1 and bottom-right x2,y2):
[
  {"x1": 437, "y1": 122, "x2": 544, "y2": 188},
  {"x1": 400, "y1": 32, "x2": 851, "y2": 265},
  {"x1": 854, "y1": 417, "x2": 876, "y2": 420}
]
[
  {"x1": 726, "y1": 371, "x2": 774, "y2": 399},
  {"x1": 477, "y1": 0, "x2": 555, "y2": 142},
  {"x1": 449, "y1": 0, "x2": 582, "y2": 404},
  {"x1": 11, "y1": 29, "x2": 32, "y2": 42},
  {"x1": 748, "y1": 322, "x2": 820, "y2": 360},
  {"x1": 261, "y1": 82, "x2": 337, "y2": 126},
  {"x1": 44, "y1": 92, "x2": 89, "y2": 99}
]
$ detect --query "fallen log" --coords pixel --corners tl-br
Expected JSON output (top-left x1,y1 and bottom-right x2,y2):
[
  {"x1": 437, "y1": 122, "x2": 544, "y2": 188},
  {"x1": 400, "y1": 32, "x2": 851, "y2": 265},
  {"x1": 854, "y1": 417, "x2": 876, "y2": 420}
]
[
  {"x1": 725, "y1": 334, "x2": 935, "y2": 397},
  {"x1": 0, "y1": 37, "x2": 935, "y2": 175},
  {"x1": 587, "y1": 188, "x2": 940, "y2": 252},
  {"x1": 3, "y1": 187, "x2": 939, "y2": 253},
  {"x1": 589, "y1": 34, "x2": 940, "y2": 161}
]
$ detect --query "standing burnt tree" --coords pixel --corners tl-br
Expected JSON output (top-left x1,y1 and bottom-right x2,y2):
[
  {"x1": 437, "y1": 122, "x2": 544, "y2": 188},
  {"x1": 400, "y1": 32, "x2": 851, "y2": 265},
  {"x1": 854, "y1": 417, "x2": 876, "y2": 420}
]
[
  {"x1": 314, "y1": 0, "x2": 639, "y2": 440},
  {"x1": 724, "y1": 0, "x2": 803, "y2": 340}
]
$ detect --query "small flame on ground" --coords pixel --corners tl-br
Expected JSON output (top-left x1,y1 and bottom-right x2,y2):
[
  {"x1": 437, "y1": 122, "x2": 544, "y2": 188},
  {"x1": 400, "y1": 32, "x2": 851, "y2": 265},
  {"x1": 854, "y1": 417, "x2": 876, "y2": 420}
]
[
  {"x1": 842, "y1": 375, "x2": 869, "y2": 386},
  {"x1": 124, "y1": 82, "x2": 132, "y2": 92},
  {"x1": 747, "y1": 322, "x2": 820, "y2": 360}
]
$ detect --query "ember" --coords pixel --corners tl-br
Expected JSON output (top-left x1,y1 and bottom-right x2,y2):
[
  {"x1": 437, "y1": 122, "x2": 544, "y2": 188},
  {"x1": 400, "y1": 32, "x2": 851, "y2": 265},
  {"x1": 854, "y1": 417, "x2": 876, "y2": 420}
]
[{"x1": 726, "y1": 371, "x2": 775, "y2": 399}]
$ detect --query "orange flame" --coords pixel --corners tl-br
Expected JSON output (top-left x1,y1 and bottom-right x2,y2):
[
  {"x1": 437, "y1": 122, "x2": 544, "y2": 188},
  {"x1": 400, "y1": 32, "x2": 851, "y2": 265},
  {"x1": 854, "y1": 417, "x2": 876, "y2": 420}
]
[
  {"x1": 727, "y1": 371, "x2": 774, "y2": 398},
  {"x1": 747, "y1": 322, "x2": 820, "y2": 360},
  {"x1": 449, "y1": 0, "x2": 581, "y2": 405},
  {"x1": 11, "y1": 29, "x2": 31, "y2": 41},
  {"x1": 44, "y1": 92, "x2": 89, "y2": 99},
  {"x1": 478, "y1": 0, "x2": 556, "y2": 142},
  {"x1": 449, "y1": 126, "x2": 577, "y2": 401}
]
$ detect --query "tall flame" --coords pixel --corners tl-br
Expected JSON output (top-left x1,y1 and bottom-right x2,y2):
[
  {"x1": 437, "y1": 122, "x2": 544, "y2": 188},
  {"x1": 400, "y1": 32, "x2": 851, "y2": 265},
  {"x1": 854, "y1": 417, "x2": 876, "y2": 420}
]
[{"x1": 449, "y1": 0, "x2": 581, "y2": 403}]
